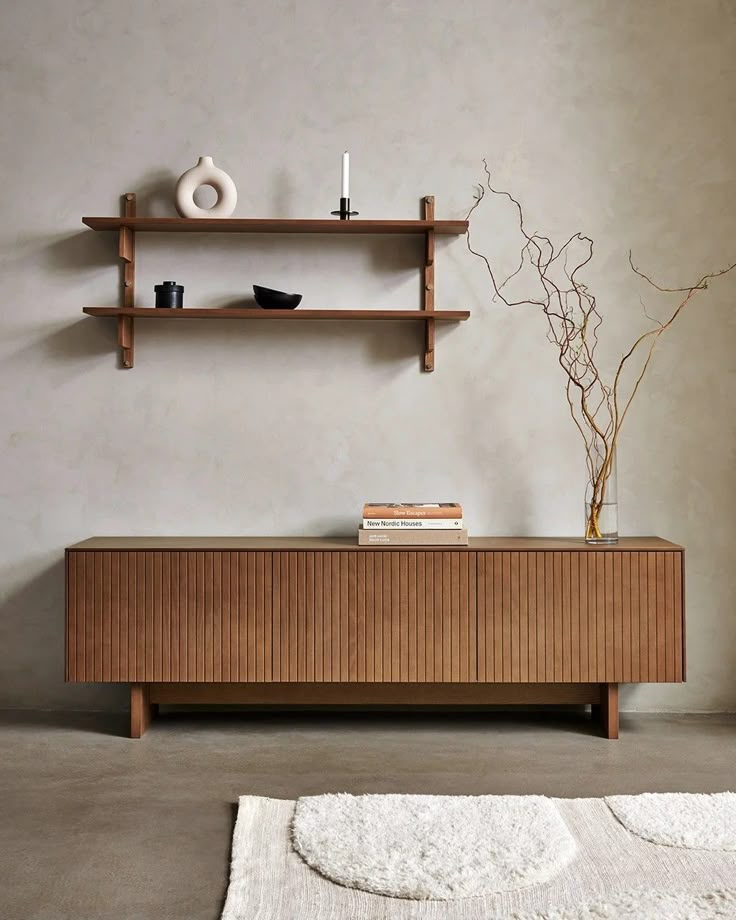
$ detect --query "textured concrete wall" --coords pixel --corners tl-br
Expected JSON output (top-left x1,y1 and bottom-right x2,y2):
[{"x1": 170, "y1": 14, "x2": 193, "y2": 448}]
[{"x1": 1, "y1": 0, "x2": 734, "y2": 711}]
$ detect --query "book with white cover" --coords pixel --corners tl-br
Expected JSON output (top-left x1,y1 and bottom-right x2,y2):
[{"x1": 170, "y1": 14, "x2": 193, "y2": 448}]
[
  {"x1": 362, "y1": 518, "x2": 463, "y2": 529},
  {"x1": 358, "y1": 528, "x2": 469, "y2": 546}
]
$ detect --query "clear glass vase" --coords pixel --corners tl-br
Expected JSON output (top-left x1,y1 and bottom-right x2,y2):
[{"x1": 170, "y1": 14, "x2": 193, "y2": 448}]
[{"x1": 585, "y1": 449, "x2": 618, "y2": 544}]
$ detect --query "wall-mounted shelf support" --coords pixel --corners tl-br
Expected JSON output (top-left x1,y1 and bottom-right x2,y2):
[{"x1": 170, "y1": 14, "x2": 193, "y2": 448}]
[
  {"x1": 423, "y1": 196, "x2": 436, "y2": 372},
  {"x1": 83, "y1": 196, "x2": 469, "y2": 371},
  {"x1": 118, "y1": 193, "x2": 135, "y2": 368}
]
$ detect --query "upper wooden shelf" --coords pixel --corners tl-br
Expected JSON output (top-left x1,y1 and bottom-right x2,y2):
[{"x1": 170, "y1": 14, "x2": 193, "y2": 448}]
[{"x1": 82, "y1": 216, "x2": 468, "y2": 235}]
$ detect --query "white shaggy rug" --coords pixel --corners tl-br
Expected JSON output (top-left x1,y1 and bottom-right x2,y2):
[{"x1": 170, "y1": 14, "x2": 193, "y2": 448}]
[
  {"x1": 292, "y1": 793, "x2": 577, "y2": 899},
  {"x1": 605, "y1": 792, "x2": 736, "y2": 850},
  {"x1": 220, "y1": 793, "x2": 736, "y2": 919}
]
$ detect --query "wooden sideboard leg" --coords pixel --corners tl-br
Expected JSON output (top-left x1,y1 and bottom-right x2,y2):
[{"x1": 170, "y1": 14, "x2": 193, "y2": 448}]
[
  {"x1": 130, "y1": 683, "x2": 155, "y2": 738},
  {"x1": 599, "y1": 683, "x2": 619, "y2": 739}
]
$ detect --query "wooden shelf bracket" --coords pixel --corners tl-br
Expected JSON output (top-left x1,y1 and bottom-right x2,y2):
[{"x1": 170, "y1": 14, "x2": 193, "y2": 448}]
[
  {"x1": 118, "y1": 193, "x2": 135, "y2": 368},
  {"x1": 423, "y1": 196, "x2": 436, "y2": 372}
]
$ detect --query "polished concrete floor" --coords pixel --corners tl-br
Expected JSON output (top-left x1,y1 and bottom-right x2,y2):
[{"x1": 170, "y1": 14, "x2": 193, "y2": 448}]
[{"x1": 2, "y1": 709, "x2": 735, "y2": 920}]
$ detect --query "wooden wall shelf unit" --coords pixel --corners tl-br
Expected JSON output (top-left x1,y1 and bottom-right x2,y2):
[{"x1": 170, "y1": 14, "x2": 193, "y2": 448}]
[
  {"x1": 65, "y1": 536, "x2": 685, "y2": 739},
  {"x1": 82, "y1": 194, "x2": 469, "y2": 371}
]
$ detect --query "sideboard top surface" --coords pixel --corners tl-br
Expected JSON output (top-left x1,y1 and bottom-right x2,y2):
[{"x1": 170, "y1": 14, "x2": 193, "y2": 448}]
[{"x1": 67, "y1": 536, "x2": 684, "y2": 551}]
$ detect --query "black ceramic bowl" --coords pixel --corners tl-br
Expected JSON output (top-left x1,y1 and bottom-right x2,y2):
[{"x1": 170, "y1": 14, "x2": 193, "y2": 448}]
[{"x1": 253, "y1": 285, "x2": 302, "y2": 310}]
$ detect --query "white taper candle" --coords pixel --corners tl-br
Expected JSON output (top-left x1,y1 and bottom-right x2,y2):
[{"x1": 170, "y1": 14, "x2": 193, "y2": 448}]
[{"x1": 341, "y1": 151, "x2": 349, "y2": 198}]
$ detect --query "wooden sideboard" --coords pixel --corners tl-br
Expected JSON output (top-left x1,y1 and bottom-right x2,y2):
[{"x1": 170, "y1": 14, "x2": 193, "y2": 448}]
[{"x1": 65, "y1": 537, "x2": 685, "y2": 738}]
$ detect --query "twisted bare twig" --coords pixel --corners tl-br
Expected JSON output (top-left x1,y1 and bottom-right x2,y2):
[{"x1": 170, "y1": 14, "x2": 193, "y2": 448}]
[{"x1": 466, "y1": 161, "x2": 736, "y2": 539}]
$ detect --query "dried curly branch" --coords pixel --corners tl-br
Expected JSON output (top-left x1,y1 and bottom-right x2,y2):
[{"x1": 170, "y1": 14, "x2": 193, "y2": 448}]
[{"x1": 466, "y1": 161, "x2": 736, "y2": 539}]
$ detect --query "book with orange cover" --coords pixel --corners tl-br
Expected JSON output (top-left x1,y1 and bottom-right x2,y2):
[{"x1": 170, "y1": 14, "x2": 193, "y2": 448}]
[{"x1": 362, "y1": 503, "x2": 462, "y2": 520}]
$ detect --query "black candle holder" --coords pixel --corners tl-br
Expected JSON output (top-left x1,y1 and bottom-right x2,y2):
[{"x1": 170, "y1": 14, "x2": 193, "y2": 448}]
[{"x1": 331, "y1": 197, "x2": 359, "y2": 220}]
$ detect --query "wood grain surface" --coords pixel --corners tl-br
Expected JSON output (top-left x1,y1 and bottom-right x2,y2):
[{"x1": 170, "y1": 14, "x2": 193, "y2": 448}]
[{"x1": 66, "y1": 546, "x2": 685, "y2": 684}]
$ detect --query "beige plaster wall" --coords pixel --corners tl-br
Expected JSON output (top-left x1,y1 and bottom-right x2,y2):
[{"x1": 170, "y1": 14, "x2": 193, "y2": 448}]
[{"x1": 1, "y1": 0, "x2": 734, "y2": 711}]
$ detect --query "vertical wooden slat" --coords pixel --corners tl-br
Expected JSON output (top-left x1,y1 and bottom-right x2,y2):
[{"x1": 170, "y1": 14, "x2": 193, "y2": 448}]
[
  {"x1": 664, "y1": 553, "x2": 675, "y2": 680},
  {"x1": 135, "y1": 553, "x2": 145, "y2": 681},
  {"x1": 441, "y1": 552, "x2": 452, "y2": 682},
  {"x1": 79, "y1": 553, "x2": 88, "y2": 679},
  {"x1": 450, "y1": 551, "x2": 460, "y2": 682},
  {"x1": 356, "y1": 552, "x2": 366, "y2": 682},
  {"x1": 100, "y1": 553, "x2": 111, "y2": 680},
  {"x1": 390, "y1": 554, "x2": 400, "y2": 681},
  {"x1": 187, "y1": 553, "x2": 197, "y2": 680},
  {"x1": 612, "y1": 552, "x2": 622, "y2": 680},
  {"x1": 508, "y1": 552, "x2": 518, "y2": 681},
  {"x1": 363, "y1": 552, "x2": 373, "y2": 681},
  {"x1": 525, "y1": 553, "x2": 541, "y2": 681},
  {"x1": 674, "y1": 553, "x2": 683, "y2": 680},
  {"x1": 236, "y1": 553, "x2": 246, "y2": 681},
  {"x1": 416, "y1": 553, "x2": 426, "y2": 682},
  {"x1": 373, "y1": 552, "x2": 382, "y2": 681},
  {"x1": 346, "y1": 552, "x2": 356, "y2": 681},
  {"x1": 92, "y1": 552, "x2": 102, "y2": 681},
  {"x1": 620, "y1": 552, "x2": 631, "y2": 683},
  {"x1": 459, "y1": 551, "x2": 469, "y2": 681},
  {"x1": 551, "y1": 554, "x2": 562, "y2": 682},
  {"x1": 383, "y1": 553, "x2": 393, "y2": 680},
  {"x1": 296, "y1": 552, "x2": 306, "y2": 681},
  {"x1": 519, "y1": 553, "x2": 529, "y2": 682},
  {"x1": 192, "y1": 552, "x2": 202, "y2": 681},
  {"x1": 67, "y1": 553, "x2": 77, "y2": 681},
  {"x1": 169, "y1": 553, "x2": 179, "y2": 681},
  {"x1": 604, "y1": 553, "x2": 614, "y2": 681},
  {"x1": 434, "y1": 552, "x2": 443, "y2": 680},
  {"x1": 476, "y1": 553, "x2": 486, "y2": 681},
  {"x1": 220, "y1": 553, "x2": 230, "y2": 682},
  {"x1": 161, "y1": 552, "x2": 171, "y2": 681},
  {"x1": 245, "y1": 552, "x2": 255, "y2": 680},
  {"x1": 301, "y1": 552, "x2": 312, "y2": 682},
  {"x1": 252, "y1": 552, "x2": 262, "y2": 682},
  {"x1": 263, "y1": 551, "x2": 273, "y2": 681},
  {"x1": 586, "y1": 551, "x2": 596, "y2": 680},
  {"x1": 577, "y1": 553, "x2": 588, "y2": 681},
  {"x1": 202, "y1": 552, "x2": 212, "y2": 681},
  {"x1": 322, "y1": 552, "x2": 332, "y2": 681},
  {"x1": 397, "y1": 552, "x2": 408, "y2": 681},
  {"x1": 630, "y1": 553, "x2": 640, "y2": 683},
  {"x1": 152, "y1": 552, "x2": 161, "y2": 681},
  {"x1": 332, "y1": 553, "x2": 342, "y2": 682},
  {"x1": 595, "y1": 553, "x2": 606, "y2": 683},
  {"x1": 566, "y1": 553, "x2": 577, "y2": 682},
  {"x1": 656, "y1": 552, "x2": 666, "y2": 680},
  {"x1": 536, "y1": 552, "x2": 547, "y2": 682},
  {"x1": 407, "y1": 553, "x2": 417, "y2": 682},
  {"x1": 271, "y1": 553, "x2": 281, "y2": 682},
  {"x1": 284, "y1": 552, "x2": 294, "y2": 681},
  {"x1": 559, "y1": 552, "x2": 570, "y2": 682},
  {"x1": 499, "y1": 554, "x2": 508, "y2": 681},
  {"x1": 211, "y1": 552, "x2": 221, "y2": 682},
  {"x1": 647, "y1": 552, "x2": 657, "y2": 680},
  {"x1": 493, "y1": 554, "x2": 502, "y2": 680},
  {"x1": 467, "y1": 551, "x2": 477, "y2": 681},
  {"x1": 314, "y1": 553, "x2": 323, "y2": 682}
]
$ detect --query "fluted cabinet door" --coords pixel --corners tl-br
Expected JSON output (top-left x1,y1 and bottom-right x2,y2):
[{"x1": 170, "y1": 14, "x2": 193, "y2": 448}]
[{"x1": 475, "y1": 551, "x2": 684, "y2": 682}]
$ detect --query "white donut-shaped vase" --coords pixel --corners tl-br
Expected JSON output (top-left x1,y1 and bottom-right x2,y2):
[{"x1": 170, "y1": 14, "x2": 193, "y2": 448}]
[{"x1": 175, "y1": 156, "x2": 237, "y2": 218}]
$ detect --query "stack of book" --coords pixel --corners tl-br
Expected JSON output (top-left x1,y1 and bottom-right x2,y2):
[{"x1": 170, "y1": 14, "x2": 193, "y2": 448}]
[{"x1": 358, "y1": 503, "x2": 467, "y2": 545}]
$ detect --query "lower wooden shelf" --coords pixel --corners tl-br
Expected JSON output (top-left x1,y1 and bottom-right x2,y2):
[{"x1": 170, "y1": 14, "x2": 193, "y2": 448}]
[
  {"x1": 83, "y1": 306, "x2": 470, "y2": 370},
  {"x1": 83, "y1": 307, "x2": 470, "y2": 321}
]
